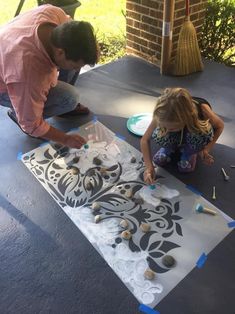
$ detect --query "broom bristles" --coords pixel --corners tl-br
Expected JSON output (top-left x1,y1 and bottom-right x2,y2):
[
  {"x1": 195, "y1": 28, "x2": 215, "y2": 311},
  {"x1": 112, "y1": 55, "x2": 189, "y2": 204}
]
[{"x1": 174, "y1": 20, "x2": 204, "y2": 76}]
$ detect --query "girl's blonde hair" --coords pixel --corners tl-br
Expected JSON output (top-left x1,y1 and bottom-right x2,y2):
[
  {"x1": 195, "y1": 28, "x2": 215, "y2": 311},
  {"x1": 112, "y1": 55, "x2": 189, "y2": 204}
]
[{"x1": 153, "y1": 87, "x2": 211, "y2": 134}]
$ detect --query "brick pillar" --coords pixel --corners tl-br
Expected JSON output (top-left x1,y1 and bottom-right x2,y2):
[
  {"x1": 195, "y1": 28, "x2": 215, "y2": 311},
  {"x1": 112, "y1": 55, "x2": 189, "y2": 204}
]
[{"x1": 126, "y1": 0, "x2": 207, "y2": 67}]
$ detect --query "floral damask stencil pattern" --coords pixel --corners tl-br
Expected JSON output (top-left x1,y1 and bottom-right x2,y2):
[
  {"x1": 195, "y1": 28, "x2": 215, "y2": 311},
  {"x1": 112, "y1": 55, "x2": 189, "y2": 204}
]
[{"x1": 21, "y1": 121, "x2": 232, "y2": 307}]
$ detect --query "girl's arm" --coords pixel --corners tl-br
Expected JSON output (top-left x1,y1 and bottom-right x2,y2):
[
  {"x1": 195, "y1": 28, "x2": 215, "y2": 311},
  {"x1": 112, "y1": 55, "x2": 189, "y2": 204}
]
[
  {"x1": 200, "y1": 104, "x2": 224, "y2": 163},
  {"x1": 140, "y1": 119, "x2": 157, "y2": 184}
]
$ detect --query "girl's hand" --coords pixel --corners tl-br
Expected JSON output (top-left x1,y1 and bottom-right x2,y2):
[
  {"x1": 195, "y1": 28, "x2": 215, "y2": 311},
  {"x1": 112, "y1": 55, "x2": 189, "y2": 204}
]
[
  {"x1": 144, "y1": 166, "x2": 155, "y2": 185},
  {"x1": 199, "y1": 149, "x2": 214, "y2": 165}
]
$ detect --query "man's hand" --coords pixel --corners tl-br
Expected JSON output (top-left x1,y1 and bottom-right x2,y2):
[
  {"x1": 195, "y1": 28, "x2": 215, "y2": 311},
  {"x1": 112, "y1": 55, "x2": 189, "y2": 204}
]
[
  {"x1": 199, "y1": 148, "x2": 214, "y2": 165},
  {"x1": 65, "y1": 133, "x2": 87, "y2": 149},
  {"x1": 144, "y1": 166, "x2": 155, "y2": 185}
]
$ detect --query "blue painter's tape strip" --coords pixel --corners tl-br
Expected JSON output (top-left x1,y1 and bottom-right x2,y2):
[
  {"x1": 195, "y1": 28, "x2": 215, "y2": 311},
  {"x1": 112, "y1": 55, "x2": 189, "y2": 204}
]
[
  {"x1": 196, "y1": 252, "x2": 207, "y2": 268},
  {"x1": 228, "y1": 221, "x2": 235, "y2": 228},
  {"x1": 17, "y1": 152, "x2": 23, "y2": 160},
  {"x1": 93, "y1": 115, "x2": 98, "y2": 122},
  {"x1": 115, "y1": 133, "x2": 126, "y2": 141},
  {"x1": 186, "y1": 184, "x2": 202, "y2": 195},
  {"x1": 139, "y1": 304, "x2": 160, "y2": 314}
]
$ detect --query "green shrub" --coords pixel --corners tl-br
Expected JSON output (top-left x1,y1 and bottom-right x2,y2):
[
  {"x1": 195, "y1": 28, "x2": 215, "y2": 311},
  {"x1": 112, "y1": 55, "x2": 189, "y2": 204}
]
[
  {"x1": 199, "y1": 0, "x2": 235, "y2": 67},
  {"x1": 98, "y1": 35, "x2": 126, "y2": 64}
]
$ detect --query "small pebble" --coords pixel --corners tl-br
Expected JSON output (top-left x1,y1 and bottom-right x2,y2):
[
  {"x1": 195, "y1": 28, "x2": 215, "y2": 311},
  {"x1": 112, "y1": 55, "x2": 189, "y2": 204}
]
[
  {"x1": 125, "y1": 190, "x2": 133, "y2": 198},
  {"x1": 120, "y1": 219, "x2": 129, "y2": 229},
  {"x1": 93, "y1": 157, "x2": 102, "y2": 165},
  {"x1": 140, "y1": 223, "x2": 151, "y2": 233},
  {"x1": 94, "y1": 215, "x2": 101, "y2": 223},
  {"x1": 85, "y1": 182, "x2": 93, "y2": 191},
  {"x1": 84, "y1": 144, "x2": 89, "y2": 149},
  {"x1": 121, "y1": 230, "x2": 132, "y2": 240},
  {"x1": 130, "y1": 157, "x2": 136, "y2": 163},
  {"x1": 71, "y1": 167, "x2": 79, "y2": 175},
  {"x1": 133, "y1": 197, "x2": 144, "y2": 205},
  {"x1": 144, "y1": 269, "x2": 155, "y2": 280},
  {"x1": 100, "y1": 167, "x2": 107, "y2": 176},
  {"x1": 87, "y1": 169, "x2": 96, "y2": 176},
  {"x1": 72, "y1": 157, "x2": 80, "y2": 163},
  {"x1": 162, "y1": 255, "x2": 176, "y2": 267},
  {"x1": 92, "y1": 202, "x2": 101, "y2": 211}
]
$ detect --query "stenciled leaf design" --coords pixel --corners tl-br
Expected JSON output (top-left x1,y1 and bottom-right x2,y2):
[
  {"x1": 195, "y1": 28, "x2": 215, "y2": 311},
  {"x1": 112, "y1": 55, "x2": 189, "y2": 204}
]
[
  {"x1": 149, "y1": 251, "x2": 164, "y2": 258},
  {"x1": 130, "y1": 208, "x2": 151, "y2": 225},
  {"x1": 106, "y1": 165, "x2": 119, "y2": 172},
  {"x1": 44, "y1": 148, "x2": 53, "y2": 160},
  {"x1": 35, "y1": 168, "x2": 43, "y2": 176},
  {"x1": 148, "y1": 241, "x2": 161, "y2": 251},
  {"x1": 75, "y1": 197, "x2": 87, "y2": 207},
  {"x1": 175, "y1": 222, "x2": 183, "y2": 236},
  {"x1": 57, "y1": 173, "x2": 77, "y2": 195},
  {"x1": 158, "y1": 240, "x2": 180, "y2": 253},
  {"x1": 140, "y1": 231, "x2": 156, "y2": 251},
  {"x1": 129, "y1": 238, "x2": 141, "y2": 252},
  {"x1": 65, "y1": 196, "x2": 76, "y2": 207},
  {"x1": 74, "y1": 188, "x2": 83, "y2": 198},
  {"x1": 174, "y1": 201, "x2": 180, "y2": 213},
  {"x1": 162, "y1": 229, "x2": 174, "y2": 238},
  {"x1": 56, "y1": 146, "x2": 70, "y2": 158},
  {"x1": 37, "y1": 159, "x2": 50, "y2": 165},
  {"x1": 132, "y1": 183, "x2": 145, "y2": 195},
  {"x1": 171, "y1": 215, "x2": 182, "y2": 221},
  {"x1": 96, "y1": 193, "x2": 127, "y2": 210},
  {"x1": 52, "y1": 163, "x2": 64, "y2": 170},
  {"x1": 161, "y1": 198, "x2": 172, "y2": 205},
  {"x1": 147, "y1": 256, "x2": 169, "y2": 273}
]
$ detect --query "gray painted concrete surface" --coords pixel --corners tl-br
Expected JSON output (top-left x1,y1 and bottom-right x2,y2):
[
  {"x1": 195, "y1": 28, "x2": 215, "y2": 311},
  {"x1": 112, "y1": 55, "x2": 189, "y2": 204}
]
[{"x1": 0, "y1": 56, "x2": 234, "y2": 314}]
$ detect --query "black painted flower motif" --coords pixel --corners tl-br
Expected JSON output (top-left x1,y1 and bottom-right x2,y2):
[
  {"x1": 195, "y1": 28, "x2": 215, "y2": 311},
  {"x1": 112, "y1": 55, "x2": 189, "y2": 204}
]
[
  {"x1": 147, "y1": 198, "x2": 183, "y2": 238},
  {"x1": 23, "y1": 141, "x2": 184, "y2": 276}
]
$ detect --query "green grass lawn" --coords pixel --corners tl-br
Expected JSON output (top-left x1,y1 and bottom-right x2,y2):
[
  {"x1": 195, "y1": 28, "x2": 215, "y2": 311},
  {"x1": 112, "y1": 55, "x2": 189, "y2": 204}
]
[{"x1": 0, "y1": 0, "x2": 126, "y2": 63}]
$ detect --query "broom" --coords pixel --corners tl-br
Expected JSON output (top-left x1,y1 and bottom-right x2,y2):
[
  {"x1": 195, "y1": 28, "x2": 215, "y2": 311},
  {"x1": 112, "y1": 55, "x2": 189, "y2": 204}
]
[{"x1": 173, "y1": 0, "x2": 204, "y2": 75}]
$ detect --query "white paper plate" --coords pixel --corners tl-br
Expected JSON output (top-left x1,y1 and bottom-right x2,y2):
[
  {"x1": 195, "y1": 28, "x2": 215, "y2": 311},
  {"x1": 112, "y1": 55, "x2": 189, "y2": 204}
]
[{"x1": 127, "y1": 113, "x2": 152, "y2": 136}]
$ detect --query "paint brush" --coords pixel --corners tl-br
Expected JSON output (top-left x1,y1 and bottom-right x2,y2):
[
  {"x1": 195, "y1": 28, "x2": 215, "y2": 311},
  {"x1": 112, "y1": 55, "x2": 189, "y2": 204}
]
[
  {"x1": 196, "y1": 203, "x2": 217, "y2": 215},
  {"x1": 212, "y1": 186, "x2": 216, "y2": 200},
  {"x1": 221, "y1": 168, "x2": 230, "y2": 181}
]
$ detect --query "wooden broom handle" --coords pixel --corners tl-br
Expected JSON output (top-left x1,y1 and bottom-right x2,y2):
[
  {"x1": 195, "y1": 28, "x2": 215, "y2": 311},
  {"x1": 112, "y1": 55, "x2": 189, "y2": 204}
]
[{"x1": 186, "y1": 0, "x2": 190, "y2": 17}]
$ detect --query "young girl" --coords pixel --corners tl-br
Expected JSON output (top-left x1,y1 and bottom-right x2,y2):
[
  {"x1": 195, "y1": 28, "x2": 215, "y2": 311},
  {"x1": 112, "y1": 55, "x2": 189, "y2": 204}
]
[{"x1": 140, "y1": 88, "x2": 224, "y2": 184}]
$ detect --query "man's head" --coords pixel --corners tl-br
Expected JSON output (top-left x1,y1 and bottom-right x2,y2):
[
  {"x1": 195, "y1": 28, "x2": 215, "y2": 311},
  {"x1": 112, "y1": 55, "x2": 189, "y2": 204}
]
[{"x1": 51, "y1": 21, "x2": 99, "y2": 70}]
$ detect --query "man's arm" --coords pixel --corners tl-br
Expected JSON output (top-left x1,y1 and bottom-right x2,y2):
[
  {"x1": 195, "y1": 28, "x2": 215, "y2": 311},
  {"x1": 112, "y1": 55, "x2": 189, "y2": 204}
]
[
  {"x1": 42, "y1": 125, "x2": 86, "y2": 148},
  {"x1": 7, "y1": 83, "x2": 86, "y2": 148}
]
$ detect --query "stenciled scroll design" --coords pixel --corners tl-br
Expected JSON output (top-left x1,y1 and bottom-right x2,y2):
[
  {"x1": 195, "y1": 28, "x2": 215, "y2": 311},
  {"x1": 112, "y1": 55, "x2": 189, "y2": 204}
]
[{"x1": 23, "y1": 143, "x2": 183, "y2": 275}]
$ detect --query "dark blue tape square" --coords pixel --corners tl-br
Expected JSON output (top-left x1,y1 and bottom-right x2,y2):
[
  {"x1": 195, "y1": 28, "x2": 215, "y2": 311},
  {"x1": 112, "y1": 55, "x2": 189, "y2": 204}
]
[
  {"x1": 139, "y1": 304, "x2": 160, "y2": 314},
  {"x1": 196, "y1": 252, "x2": 207, "y2": 268},
  {"x1": 228, "y1": 221, "x2": 235, "y2": 228},
  {"x1": 17, "y1": 152, "x2": 23, "y2": 160}
]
